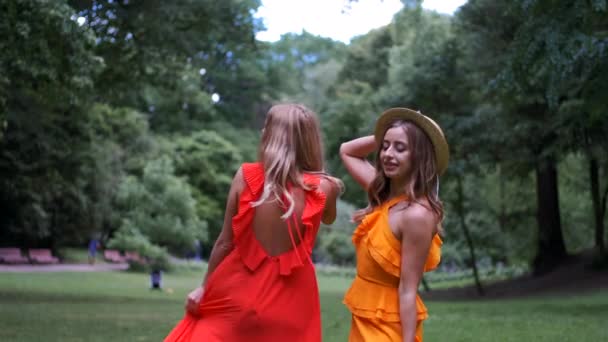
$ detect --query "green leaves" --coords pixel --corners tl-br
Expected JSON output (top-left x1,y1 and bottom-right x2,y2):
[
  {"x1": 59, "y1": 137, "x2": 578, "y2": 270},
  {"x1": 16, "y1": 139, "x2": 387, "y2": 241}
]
[
  {"x1": 170, "y1": 130, "x2": 243, "y2": 241},
  {"x1": 114, "y1": 156, "x2": 206, "y2": 256},
  {"x1": 316, "y1": 200, "x2": 357, "y2": 265},
  {"x1": 0, "y1": 0, "x2": 104, "y2": 246}
]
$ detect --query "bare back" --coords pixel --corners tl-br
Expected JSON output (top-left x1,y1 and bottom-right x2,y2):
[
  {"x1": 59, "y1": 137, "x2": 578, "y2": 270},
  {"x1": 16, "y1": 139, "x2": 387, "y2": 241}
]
[
  {"x1": 251, "y1": 187, "x2": 308, "y2": 256},
  {"x1": 231, "y1": 164, "x2": 338, "y2": 258}
]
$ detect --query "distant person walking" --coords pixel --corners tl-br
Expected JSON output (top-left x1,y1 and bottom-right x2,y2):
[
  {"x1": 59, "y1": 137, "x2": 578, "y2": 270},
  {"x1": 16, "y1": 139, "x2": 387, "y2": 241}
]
[
  {"x1": 339, "y1": 108, "x2": 448, "y2": 342},
  {"x1": 88, "y1": 238, "x2": 99, "y2": 265},
  {"x1": 164, "y1": 104, "x2": 341, "y2": 342}
]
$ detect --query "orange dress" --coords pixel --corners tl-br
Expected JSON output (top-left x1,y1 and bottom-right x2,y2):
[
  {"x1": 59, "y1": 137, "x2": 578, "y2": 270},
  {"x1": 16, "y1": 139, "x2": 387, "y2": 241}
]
[
  {"x1": 164, "y1": 163, "x2": 326, "y2": 342},
  {"x1": 343, "y1": 196, "x2": 442, "y2": 342}
]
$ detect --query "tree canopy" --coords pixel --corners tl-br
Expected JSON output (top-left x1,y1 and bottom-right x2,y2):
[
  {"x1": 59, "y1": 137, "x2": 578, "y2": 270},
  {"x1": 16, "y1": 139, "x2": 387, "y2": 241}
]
[{"x1": 1, "y1": 0, "x2": 606, "y2": 275}]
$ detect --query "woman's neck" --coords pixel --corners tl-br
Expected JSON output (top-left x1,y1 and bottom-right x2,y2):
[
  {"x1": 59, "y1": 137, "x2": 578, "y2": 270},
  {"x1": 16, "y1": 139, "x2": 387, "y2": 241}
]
[{"x1": 389, "y1": 180, "x2": 407, "y2": 198}]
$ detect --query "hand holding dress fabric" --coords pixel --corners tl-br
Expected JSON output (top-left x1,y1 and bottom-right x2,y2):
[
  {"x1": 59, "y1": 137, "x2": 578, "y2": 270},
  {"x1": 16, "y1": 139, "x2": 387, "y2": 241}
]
[{"x1": 185, "y1": 287, "x2": 203, "y2": 317}]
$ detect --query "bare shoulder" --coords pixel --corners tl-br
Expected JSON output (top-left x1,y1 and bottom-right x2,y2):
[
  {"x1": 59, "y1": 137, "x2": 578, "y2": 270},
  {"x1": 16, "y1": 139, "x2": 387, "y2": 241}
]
[
  {"x1": 318, "y1": 176, "x2": 340, "y2": 224},
  {"x1": 319, "y1": 176, "x2": 340, "y2": 199},
  {"x1": 395, "y1": 200, "x2": 437, "y2": 239},
  {"x1": 234, "y1": 165, "x2": 244, "y2": 178}
]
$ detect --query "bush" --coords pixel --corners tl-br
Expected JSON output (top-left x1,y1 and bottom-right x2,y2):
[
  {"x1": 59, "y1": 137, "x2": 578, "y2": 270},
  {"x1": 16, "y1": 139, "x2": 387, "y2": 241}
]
[
  {"x1": 114, "y1": 156, "x2": 206, "y2": 257},
  {"x1": 106, "y1": 225, "x2": 171, "y2": 272},
  {"x1": 315, "y1": 200, "x2": 357, "y2": 265}
]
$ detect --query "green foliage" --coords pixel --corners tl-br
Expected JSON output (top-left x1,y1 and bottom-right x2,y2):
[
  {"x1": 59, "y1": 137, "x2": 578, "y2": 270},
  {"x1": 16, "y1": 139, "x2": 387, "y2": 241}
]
[
  {"x1": 558, "y1": 153, "x2": 606, "y2": 253},
  {"x1": 207, "y1": 121, "x2": 261, "y2": 161},
  {"x1": 323, "y1": 80, "x2": 379, "y2": 205},
  {"x1": 106, "y1": 225, "x2": 171, "y2": 271},
  {"x1": 337, "y1": 26, "x2": 393, "y2": 90},
  {"x1": 142, "y1": 64, "x2": 217, "y2": 133},
  {"x1": 382, "y1": 10, "x2": 455, "y2": 111},
  {"x1": 316, "y1": 2, "x2": 608, "y2": 270},
  {"x1": 264, "y1": 32, "x2": 347, "y2": 104},
  {"x1": 318, "y1": 231, "x2": 355, "y2": 265},
  {"x1": 442, "y1": 168, "x2": 538, "y2": 267},
  {"x1": 79, "y1": 104, "x2": 156, "y2": 241},
  {"x1": 301, "y1": 59, "x2": 345, "y2": 112},
  {"x1": 68, "y1": 0, "x2": 267, "y2": 124},
  {"x1": 0, "y1": 0, "x2": 264, "y2": 253},
  {"x1": 0, "y1": 0, "x2": 102, "y2": 246},
  {"x1": 2, "y1": 0, "x2": 607, "y2": 274},
  {"x1": 316, "y1": 200, "x2": 357, "y2": 265},
  {"x1": 113, "y1": 157, "x2": 206, "y2": 258},
  {"x1": 170, "y1": 130, "x2": 243, "y2": 242}
]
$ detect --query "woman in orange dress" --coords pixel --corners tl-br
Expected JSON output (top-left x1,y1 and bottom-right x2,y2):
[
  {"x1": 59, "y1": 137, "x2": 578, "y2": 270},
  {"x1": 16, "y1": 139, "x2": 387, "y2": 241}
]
[
  {"x1": 164, "y1": 104, "x2": 342, "y2": 342},
  {"x1": 339, "y1": 108, "x2": 449, "y2": 342}
]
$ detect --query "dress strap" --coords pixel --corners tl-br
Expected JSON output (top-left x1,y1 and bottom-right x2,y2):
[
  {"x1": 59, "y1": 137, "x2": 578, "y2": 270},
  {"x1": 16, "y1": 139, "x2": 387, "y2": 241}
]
[
  {"x1": 286, "y1": 213, "x2": 304, "y2": 265},
  {"x1": 383, "y1": 195, "x2": 408, "y2": 210},
  {"x1": 283, "y1": 183, "x2": 313, "y2": 268}
]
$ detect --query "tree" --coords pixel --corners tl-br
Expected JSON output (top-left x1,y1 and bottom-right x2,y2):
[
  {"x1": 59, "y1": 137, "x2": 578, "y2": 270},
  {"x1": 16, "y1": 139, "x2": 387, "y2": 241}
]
[
  {"x1": 264, "y1": 32, "x2": 347, "y2": 105},
  {"x1": 511, "y1": 0, "x2": 608, "y2": 257},
  {"x1": 170, "y1": 130, "x2": 243, "y2": 243},
  {"x1": 323, "y1": 80, "x2": 380, "y2": 206},
  {"x1": 68, "y1": 0, "x2": 268, "y2": 127},
  {"x1": 456, "y1": 0, "x2": 572, "y2": 274},
  {"x1": 0, "y1": 0, "x2": 102, "y2": 248},
  {"x1": 113, "y1": 156, "x2": 206, "y2": 256},
  {"x1": 337, "y1": 26, "x2": 393, "y2": 90},
  {"x1": 82, "y1": 104, "x2": 155, "y2": 241},
  {"x1": 316, "y1": 200, "x2": 357, "y2": 265}
]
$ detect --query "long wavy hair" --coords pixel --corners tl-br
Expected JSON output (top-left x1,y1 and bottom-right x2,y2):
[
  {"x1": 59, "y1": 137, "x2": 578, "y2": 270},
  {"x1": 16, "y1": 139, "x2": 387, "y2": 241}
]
[
  {"x1": 252, "y1": 103, "x2": 342, "y2": 219},
  {"x1": 353, "y1": 120, "x2": 443, "y2": 225}
]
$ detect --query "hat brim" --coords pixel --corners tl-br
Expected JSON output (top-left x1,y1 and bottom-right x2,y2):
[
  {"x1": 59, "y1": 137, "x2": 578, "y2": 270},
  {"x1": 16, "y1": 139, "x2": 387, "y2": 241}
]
[{"x1": 374, "y1": 108, "x2": 449, "y2": 175}]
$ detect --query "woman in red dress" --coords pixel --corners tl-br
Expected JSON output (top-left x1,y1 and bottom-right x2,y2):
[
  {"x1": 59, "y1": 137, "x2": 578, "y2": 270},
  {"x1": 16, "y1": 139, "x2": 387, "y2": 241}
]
[{"x1": 164, "y1": 103, "x2": 342, "y2": 342}]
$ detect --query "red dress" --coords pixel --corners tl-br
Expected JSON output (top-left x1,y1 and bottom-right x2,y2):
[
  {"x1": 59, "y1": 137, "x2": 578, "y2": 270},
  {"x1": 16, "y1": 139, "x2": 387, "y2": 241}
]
[{"x1": 164, "y1": 163, "x2": 327, "y2": 342}]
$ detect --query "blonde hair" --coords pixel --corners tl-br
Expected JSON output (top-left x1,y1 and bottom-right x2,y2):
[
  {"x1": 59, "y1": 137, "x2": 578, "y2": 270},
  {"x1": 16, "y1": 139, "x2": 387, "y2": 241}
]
[
  {"x1": 353, "y1": 120, "x2": 444, "y2": 225},
  {"x1": 253, "y1": 103, "x2": 342, "y2": 218}
]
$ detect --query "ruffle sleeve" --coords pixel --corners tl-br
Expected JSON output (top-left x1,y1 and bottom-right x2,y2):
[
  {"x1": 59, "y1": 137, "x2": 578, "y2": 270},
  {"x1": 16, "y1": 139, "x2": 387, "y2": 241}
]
[
  {"x1": 232, "y1": 162, "x2": 264, "y2": 241},
  {"x1": 351, "y1": 209, "x2": 382, "y2": 246},
  {"x1": 366, "y1": 223, "x2": 402, "y2": 278}
]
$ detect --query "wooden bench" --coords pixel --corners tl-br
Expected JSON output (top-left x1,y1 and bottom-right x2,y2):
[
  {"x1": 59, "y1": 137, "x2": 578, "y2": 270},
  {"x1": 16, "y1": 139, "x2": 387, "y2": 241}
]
[
  {"x1": 125, "y1": 251, "x2": 146, "y2": 264},
  {"x1": 104, "y1": 249, "x2": 127, "y2": 263},
  {"x1": 28, "y1": 249, "x2": 60, "y2": 264},
  {"x1": 0, "y1": 248, "x2": 30, "y2": 264}
]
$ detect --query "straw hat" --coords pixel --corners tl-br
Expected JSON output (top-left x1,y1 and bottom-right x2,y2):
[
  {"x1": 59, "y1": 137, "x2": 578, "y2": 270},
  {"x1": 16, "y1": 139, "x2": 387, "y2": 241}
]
[{"x1": 374, "y1": 108, "x2": 449, "y2": 175}]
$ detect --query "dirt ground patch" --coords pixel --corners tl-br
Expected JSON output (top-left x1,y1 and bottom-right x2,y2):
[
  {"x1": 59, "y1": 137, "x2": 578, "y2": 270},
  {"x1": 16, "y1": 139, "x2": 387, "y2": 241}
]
[{"x1": 424, "y1": 251, "x2": 608, "y2": 301}]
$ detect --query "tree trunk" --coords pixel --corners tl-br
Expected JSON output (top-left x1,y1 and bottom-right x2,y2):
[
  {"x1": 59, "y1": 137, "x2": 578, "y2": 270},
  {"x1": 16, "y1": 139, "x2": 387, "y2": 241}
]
[
  {"x1": 498, "y1": 167, "x2": 507, "y2": 232},
  {"x1": 456, "y1": 176, "x2": 484, "y2": 295},
  {"x1": 589, "y1": 157, "x2": 606, "y2": 256},
  {"x1": 532, "y1": 155, "x2": 567, "y2": 275}
]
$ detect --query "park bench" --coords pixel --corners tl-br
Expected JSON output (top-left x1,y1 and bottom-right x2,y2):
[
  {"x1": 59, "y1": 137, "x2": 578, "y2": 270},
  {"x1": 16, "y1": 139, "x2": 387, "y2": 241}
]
[
  {"x1": 0, "y1": 248, "x2": 30, "y2": 264},
  {"x1": 125, "y1": 251, "x2": 146, "y2": 264},
  {"x1": 28, "y1": 248, "x2": 60, "y2": 264},
  {"x1": 104, "y1": 249, "x2": 127, "y2": 263}
]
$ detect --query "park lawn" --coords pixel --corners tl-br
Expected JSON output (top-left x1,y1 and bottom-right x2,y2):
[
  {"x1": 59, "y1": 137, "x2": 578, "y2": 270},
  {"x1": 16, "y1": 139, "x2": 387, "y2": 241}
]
[{"x1": 0, "y1": 271, "x2": 606, "y2": 341}]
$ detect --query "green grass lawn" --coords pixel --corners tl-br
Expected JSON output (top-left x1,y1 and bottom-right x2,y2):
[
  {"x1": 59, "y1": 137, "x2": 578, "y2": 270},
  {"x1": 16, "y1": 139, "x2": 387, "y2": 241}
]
[
  {"x1": 0, "y1": 270, "x2": 606, "y2": 341},
  {"x1": 59, "y1": 248, "x2": 108, "y2": 265}
]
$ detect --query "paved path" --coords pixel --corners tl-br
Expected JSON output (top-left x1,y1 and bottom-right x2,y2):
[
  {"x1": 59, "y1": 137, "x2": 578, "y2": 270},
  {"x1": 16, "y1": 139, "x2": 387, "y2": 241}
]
[{"x1": 0, "y1": 263, "x2": 129, "y2": 272}]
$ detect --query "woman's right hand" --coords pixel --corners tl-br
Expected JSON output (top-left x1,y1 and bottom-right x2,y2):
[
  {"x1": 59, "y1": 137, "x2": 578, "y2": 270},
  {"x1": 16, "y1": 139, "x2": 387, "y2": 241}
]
[{"x1": 185, "y1": 286, "x2": 204, "y2": 316}]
